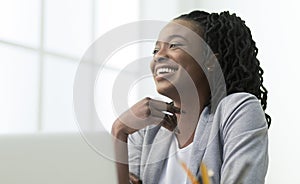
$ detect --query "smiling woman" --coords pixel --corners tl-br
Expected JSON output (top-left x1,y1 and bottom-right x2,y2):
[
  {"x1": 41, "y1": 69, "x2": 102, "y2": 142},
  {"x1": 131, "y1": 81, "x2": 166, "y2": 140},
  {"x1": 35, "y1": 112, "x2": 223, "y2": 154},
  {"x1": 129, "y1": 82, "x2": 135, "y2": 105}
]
[
  {"x1": 112, "y1": 10, "x2": 270, "y2": 184},
  {"x1": 150, "y1": 20, "x2": 211, "y2": 110}
]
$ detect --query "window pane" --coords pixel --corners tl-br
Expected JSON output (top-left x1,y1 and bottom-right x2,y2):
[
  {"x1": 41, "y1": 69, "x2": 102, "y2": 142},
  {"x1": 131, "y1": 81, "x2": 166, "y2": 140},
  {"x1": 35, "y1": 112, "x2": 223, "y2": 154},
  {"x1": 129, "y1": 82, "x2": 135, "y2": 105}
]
[
  {"x1": 104, "y1": 43, "x2": 139, "y2": 70},
  {"x1": 138, "y1": 0, "x2": 178, "y2": 20},
  {"x1": 95, "y1": 0, "x2": 139, "y2": 38},
  {"x1": 95, "y1": 68, "x2": 118, "y2": 132},
  {"x1": 95, "y1": 68, "x2": 139, "y2": 132},
  {"x1": 42, "y1": 56, "x2": 79, "y2": 132},
  {"x1": 0, "y1": 44, "x2": 39, "y2": 133},
  {"x1": 0, "y1": 0, "x2": 40, "y2": 47},
  {"x1": 44, "y1": 0, "x2": 92, "y2": 58}
]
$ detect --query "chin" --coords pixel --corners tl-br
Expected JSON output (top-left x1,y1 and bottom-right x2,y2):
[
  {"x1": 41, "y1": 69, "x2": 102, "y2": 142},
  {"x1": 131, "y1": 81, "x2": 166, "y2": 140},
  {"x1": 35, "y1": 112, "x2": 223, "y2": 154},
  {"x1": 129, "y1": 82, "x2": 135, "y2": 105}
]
[{"x1": 155, "y1": 83, "x2": 178, "y2": 100}]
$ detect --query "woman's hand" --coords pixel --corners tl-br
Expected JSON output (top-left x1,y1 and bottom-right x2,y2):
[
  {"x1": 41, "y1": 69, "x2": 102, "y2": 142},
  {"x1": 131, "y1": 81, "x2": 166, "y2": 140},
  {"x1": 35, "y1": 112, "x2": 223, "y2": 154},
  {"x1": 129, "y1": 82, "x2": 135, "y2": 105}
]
[
  {"x1": 111, "y1": 97, "x2": 180, "y2": 184},
  {"x1": 129, "y1": 172, "x2": 142, "y2": 184},
  {"x1": 111, "y1": 97, "x2": 180, "y2": 142}
]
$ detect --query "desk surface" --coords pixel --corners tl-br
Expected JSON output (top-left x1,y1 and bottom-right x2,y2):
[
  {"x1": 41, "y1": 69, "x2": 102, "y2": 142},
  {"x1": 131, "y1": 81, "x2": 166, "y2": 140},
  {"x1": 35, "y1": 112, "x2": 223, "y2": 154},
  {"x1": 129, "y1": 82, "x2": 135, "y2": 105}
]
[{"x1": 0, "y1": 132, "x2": 117, "y2": 184}]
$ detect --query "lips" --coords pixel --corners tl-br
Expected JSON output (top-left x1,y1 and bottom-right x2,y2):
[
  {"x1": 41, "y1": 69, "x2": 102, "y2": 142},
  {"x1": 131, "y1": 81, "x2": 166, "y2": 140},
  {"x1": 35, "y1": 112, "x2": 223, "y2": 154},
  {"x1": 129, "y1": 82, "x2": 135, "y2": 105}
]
[{"x1": 154, "y1": 65, "x2": 178, "y2": 79}]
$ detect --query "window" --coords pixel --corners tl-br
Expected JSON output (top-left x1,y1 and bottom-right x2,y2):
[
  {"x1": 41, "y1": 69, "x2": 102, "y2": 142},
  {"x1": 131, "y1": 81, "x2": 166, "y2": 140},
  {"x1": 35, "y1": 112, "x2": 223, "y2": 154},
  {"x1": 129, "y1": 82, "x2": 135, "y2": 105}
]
[{"x1": 0, "y1": 0, "x2": 141, "y2": 133}]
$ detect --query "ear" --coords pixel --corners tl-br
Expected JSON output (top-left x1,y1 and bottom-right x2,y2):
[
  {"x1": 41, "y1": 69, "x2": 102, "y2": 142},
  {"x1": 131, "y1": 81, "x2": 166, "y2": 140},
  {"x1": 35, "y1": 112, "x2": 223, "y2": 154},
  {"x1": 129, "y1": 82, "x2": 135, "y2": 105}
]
[{"x1": 205, "y1": 53, "x2": 219, "y2": 71}]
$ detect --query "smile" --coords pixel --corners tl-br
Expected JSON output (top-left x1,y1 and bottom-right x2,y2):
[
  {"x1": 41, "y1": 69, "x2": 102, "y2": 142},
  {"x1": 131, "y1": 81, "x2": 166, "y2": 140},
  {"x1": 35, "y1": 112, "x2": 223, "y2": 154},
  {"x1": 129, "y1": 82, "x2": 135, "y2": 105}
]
[{"x1": 156, "y1": 67, "x2": 178, "y2": 75}]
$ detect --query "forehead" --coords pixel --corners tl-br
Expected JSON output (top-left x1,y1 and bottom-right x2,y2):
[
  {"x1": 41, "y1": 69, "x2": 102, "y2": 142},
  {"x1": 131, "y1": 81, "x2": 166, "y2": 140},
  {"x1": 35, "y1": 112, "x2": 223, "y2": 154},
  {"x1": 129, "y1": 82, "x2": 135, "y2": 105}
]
[
  {"x1": 157, "y1": 20, "x2": 201, "y2": 43},
  {"x1": 156, "y1": 20, "x2": 206, "y2": 58}
]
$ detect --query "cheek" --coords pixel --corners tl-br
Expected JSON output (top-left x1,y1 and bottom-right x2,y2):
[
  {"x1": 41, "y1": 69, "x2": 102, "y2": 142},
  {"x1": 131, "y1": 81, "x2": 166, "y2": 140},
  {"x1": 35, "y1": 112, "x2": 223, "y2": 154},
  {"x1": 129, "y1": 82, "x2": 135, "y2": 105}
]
[
  {"x1": 183, "y1": 59, "x2": 206, "y2": 83},
  {"x1": 177, "y1": 55, "x2": 200, "y2": 74},
  {"x1": 150, "y1": 60, "x2": 155, "y2": 74}
]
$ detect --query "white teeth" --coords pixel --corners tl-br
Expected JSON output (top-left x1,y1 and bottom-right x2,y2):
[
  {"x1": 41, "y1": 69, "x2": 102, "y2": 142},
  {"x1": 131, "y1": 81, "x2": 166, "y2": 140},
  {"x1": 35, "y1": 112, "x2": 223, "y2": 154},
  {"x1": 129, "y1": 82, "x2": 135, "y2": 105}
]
[{"x1": 156, "y1": 67, "x2": 177, "y2": 75}]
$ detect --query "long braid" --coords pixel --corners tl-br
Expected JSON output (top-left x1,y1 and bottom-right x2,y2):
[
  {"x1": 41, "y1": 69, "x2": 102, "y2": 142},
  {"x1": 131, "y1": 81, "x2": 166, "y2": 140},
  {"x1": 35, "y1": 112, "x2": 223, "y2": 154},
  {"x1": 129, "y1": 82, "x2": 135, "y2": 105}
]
[{"x1": 175, "y1": 11, "x2": 271, "y2": 127}]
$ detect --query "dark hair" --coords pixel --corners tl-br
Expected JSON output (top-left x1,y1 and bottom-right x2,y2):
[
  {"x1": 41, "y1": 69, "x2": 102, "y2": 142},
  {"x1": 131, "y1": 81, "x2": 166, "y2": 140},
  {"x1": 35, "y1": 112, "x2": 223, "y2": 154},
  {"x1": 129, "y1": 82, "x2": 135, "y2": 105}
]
[{"x1": 175, "y1": 10, "x2": 271, "y2": 127}]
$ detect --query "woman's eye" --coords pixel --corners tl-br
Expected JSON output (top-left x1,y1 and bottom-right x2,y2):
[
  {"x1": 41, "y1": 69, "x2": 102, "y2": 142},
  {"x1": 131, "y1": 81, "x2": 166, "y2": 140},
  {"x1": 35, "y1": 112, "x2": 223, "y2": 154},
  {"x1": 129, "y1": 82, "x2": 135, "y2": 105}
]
[
  {"x1": 169, "y1": 43, "x2": 181, "y2": 49},
  {"x1": 152, "y1": 48, "x2": 159, "y2": 55}
]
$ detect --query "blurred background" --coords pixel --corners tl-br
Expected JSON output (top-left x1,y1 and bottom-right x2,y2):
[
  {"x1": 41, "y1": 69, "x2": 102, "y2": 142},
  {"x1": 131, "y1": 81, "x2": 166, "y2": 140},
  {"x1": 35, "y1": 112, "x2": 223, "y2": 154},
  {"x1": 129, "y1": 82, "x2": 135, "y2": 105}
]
[{"x1": 0, "y1": 0, "x2": 299, "y2": 183}]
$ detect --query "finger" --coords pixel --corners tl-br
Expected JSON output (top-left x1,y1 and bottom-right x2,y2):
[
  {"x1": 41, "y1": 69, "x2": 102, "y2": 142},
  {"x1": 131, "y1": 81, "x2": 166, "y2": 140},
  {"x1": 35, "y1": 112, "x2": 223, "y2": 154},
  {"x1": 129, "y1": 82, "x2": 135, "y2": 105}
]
[
  {"x1": 166, "y1": 102, "x2": 181, "y2": 114},
  {"x1": 148, "y1": 110, "x2": 177, "y2": 129},
  {"x1": 129, "y1": 172, "x2": 142, "y2": 184},
  {"x1": 169, "y1": 113, "x2": 177, "y2": 123},
  {"x1": 149, "y1": 99, "x2": 180, "y2": 114},
  {"x1": 161, "y1": 114, "x2": 178, "y2": 131},
  {"x1": 168, "y1": 114, "x2": 180, "y2": 134},
  {"x1": 149, "y1": 99, "x2": 168, "y2": 111},
  {"x1": 150, "y1": 109, "x2": 166, "y2": 121}
]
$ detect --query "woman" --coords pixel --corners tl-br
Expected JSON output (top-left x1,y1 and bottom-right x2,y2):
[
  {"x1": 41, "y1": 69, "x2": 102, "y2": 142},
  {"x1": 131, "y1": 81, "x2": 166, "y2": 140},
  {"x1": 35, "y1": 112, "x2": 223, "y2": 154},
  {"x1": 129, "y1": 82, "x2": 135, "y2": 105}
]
[{"x1": 112, "y1": 10, "x2": 271, "y2": 184}]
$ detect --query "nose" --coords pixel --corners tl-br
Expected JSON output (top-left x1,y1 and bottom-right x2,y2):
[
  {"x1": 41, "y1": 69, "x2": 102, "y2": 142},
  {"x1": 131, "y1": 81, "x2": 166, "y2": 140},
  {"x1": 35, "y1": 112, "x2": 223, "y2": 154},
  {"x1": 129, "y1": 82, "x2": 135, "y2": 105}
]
[
  {"x1": 155, "y1": 55, "x2": 167, "y2": 63},
  {"x1": 154, "y1": 46, "x2": 168, "y2": 63},
  {"x1": 150, "y1": 47, "x2": 168, "y2": 73}
]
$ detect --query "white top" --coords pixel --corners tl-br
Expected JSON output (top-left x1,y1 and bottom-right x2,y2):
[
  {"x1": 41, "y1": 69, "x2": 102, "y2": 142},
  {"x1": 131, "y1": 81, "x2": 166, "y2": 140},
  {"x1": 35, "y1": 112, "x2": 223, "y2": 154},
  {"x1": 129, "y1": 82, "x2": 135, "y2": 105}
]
[{"x1": 158, "y1": 135, "x2": 193, "y2": 184}]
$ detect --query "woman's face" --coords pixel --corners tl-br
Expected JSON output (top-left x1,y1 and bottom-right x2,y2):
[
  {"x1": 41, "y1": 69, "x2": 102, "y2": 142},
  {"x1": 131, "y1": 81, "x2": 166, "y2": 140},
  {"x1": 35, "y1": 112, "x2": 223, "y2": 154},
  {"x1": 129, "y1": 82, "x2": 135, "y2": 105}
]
[{"x1": 150, "y1": 19, "x2": 210, "y2": 100}]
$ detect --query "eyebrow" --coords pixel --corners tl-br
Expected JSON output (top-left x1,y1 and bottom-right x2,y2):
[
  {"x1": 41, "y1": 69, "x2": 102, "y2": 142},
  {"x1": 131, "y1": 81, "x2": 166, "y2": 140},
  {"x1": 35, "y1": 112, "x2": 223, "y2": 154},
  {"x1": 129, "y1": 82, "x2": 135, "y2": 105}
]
[{"x1": 155, "y1": 34, "x2": 188, "y2": 45}]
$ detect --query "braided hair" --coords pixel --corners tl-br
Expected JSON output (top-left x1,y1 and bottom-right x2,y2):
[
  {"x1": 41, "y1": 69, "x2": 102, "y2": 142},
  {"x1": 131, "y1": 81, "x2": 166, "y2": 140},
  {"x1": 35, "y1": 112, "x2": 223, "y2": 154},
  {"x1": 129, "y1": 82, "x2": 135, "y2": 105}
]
[{"x1": 175, "y1": 10, "x2": 271, "y2": 127}]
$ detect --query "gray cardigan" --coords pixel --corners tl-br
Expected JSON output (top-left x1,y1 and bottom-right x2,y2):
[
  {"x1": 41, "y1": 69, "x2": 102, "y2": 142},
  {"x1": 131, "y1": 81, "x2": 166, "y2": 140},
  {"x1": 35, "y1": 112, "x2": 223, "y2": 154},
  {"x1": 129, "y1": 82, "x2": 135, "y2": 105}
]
[{"x1": 128, "y1": 92, "x2": 268, "y2": 184}]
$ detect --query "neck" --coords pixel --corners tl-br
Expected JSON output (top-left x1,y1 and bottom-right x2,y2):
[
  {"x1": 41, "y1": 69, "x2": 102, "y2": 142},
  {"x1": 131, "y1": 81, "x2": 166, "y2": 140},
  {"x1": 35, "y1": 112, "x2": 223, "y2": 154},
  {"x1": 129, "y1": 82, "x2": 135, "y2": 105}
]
[
  {"x1": 163, "y1": 83, "x2": 210, "y2": 148},
  {"x1": 172, "y1": 93, "x2": 209, "y2": 148}
]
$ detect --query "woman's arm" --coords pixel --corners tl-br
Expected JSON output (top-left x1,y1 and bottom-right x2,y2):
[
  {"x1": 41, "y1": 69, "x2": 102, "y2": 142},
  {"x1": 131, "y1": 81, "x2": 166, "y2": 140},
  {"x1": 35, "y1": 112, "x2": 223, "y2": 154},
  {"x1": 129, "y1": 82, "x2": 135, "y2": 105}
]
[
  {"x1": 220, "y1": 93, "x2": 269, "y2": 183},
  {"x1": 111, "y1": 97, "x2": 179, "y2": 184}
]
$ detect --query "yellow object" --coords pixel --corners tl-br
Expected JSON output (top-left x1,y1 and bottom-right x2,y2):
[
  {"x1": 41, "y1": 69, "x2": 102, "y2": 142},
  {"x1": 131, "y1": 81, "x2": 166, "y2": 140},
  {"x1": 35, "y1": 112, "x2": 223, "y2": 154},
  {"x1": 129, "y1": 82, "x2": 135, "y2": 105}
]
[
  {"x1": 180, "y1": 161, "x2": 200, "y2": 184},
  {"x1": 200, "y1": 163, "x2": 210, "y2": 184},
  {"x1": 180, "y1": 161, "x2": 210, "y2": 184}
]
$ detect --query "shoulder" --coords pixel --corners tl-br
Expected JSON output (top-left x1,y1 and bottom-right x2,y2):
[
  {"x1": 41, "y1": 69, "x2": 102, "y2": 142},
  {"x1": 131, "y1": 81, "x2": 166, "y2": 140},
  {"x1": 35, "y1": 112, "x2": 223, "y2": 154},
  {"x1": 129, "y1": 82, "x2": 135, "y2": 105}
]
[
  {"x1": 214, "y1": 92, "x2": 268, "y2": 139},
  {"x1": 217, "y1": 92, "x2": 265, "y2": 120},
  {"x1": 210, "y1": 93, "x2": 269, "y2": 183},
  {"x1": 219, "y1": 92, "x2": 261, "y2": 110}
]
